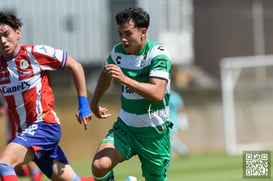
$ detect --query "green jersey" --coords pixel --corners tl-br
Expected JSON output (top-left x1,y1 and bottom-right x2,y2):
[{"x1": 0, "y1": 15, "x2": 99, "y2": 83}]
[{"x1": 107, "y1": 40, "x2": 171, "y2": 128}]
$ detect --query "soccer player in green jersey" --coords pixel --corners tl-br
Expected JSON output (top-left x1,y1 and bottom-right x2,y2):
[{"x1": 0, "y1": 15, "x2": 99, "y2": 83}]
[{"x1": 90, "y1": 7, "x2": 172, "y2": 181}]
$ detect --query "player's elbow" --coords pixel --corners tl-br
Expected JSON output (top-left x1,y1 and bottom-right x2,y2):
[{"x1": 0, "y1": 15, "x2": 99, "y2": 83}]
[
  {"x1": 152, "y1": 94, "x2": 165, "y2": 104},
  {"x1": 154, "y1": 99, "x2": 163, "y2": 104}
]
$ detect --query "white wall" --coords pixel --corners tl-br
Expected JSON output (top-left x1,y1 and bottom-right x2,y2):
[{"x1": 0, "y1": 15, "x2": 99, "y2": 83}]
[{"x1": 0, "y1": 0, "x2": 109, "y2": 64}]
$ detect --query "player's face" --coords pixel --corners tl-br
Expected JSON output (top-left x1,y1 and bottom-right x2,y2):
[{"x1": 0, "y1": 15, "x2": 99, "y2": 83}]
[
  {"x1": 0, "y1": 24, "x2": 21, "y2": 59},
  {"x1": 118, "y1": 20, "x2": 147, "y2": 55}
]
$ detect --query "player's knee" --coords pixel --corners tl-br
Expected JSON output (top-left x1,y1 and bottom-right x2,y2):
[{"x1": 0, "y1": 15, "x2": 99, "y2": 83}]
[
  {"x1": 0, "y1": 155, "x2": 14, "y2": 167},
  {"x1": 92, "y1": 157, "x2": 112, "y2": 177}
]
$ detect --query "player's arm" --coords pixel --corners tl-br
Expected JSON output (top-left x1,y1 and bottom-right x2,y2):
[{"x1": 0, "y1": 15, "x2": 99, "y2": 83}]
[
  {"x1": 124, "y1": 76, "x2": 167, "y2": 104},
  {"x1": 64, "y1": 56, "x2": 87, "y2": 96},
  {"x1": 90, "y1": 67, "x2": 112, "y2": 118},
  {"x1": 64, "y1": 56, "x2": 92, "y2": 129},
  {"x1": 105, "y1": 64, "x2": 167, "y2": 104}
]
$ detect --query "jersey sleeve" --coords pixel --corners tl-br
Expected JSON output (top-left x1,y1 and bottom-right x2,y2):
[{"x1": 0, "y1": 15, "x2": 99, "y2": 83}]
[
  {"x1": 149, "y1": 45, "x2": 171, "y2": 81},
  {"x1": 31, "y1": 45, "x2": 68, "y2": 71}
]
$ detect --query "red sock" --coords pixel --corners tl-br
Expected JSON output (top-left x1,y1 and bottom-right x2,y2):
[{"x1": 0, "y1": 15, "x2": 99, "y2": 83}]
[
  {"x1": 22, "y1": 166, "x2": 30, "y2": 176},
  {"x1": 80, "y1": 176, "x2": 95, "y2": 181},
  {"x1": 0, "y1": 175, "x2": 19, "y2": 181},
  {"x1": 15, "y1": 165, "x2": 30, "y2": 176},
  {"x1": 31, "y1": 171, "x2": 43, "y2": 181}
]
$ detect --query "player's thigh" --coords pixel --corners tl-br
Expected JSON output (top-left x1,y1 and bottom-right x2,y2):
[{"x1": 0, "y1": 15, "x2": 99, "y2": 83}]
[
  {"x1": 51, "y1": 159, "x2": 75, "y2": 181},
  {"x1": 0, "y1": 142, "x2": 35, "y2": 167}
]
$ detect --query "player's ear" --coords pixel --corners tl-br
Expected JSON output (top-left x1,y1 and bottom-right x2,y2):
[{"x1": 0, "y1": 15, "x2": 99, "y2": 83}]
[
  {"x1": 141, "y1": 28, "x2": 147, "y2": 37},
  {"x1": 16, "y1": 29, "x2": 21, "y2": 40}
]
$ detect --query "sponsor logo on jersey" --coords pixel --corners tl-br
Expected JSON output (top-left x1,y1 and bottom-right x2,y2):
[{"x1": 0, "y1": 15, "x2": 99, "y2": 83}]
[
  {"x1": 121, "y1": 85, "x2": 135, "y2": 94},
  {"x1": 2, "y1": 81, "x2": 31, "y2": 94}
]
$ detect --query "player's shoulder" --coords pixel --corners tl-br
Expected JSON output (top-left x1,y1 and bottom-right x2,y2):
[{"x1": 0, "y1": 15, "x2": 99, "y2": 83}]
[
  {"x1": 32, "y1": 45, "x2": 56, "y2": 54},
  {"x1": 28, "y1": 45, "x2": 66, "y2": 59},
  {"x1": 146, "y1": 40, "x2": 170, "y2": 59},
  {"x1": 146, "y1": 40, "x2": 166, "y2": 51}
]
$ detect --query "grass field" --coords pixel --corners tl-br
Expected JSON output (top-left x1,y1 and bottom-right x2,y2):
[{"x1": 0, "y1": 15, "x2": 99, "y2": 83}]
[{"x1": 19, "y1": 152, "x2": 272, "y2": 181}]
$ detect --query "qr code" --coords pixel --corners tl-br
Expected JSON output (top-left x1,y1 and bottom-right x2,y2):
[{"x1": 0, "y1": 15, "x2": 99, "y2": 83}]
[{"x1": 243, "y1": 151, "x2": 271, "y2": 178}]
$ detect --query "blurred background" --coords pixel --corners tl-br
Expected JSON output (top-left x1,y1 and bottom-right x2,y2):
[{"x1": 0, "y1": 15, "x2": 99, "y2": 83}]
[{"x1": 0, "y1": 0, "x2": 273, "y2": 161}]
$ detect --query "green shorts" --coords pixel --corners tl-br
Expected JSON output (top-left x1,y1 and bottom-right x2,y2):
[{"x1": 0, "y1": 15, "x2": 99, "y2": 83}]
[{"x1": 101, "y1": 118, "x2": 172, "y2": 181}]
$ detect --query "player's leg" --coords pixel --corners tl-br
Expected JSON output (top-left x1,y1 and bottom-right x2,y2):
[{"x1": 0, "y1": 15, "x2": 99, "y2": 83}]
[
  {"x1": 15, "y1": 161, "x2": 43, "y2": 180},
  {"x1": 0, "y1": 142, "x2": 35, "y2": 181},
  {"x1": 51, "y1": 160, "x2": 95, "y2": 181},
  {"x1": 36, "y1": 145, "x2": 94, "y2": 181},
  {"x1": 138, "y1": 133, "x2": 171, "y2": 181},
  {"x1": 37, "y1": 158, "x2": 79, "y2": 181},
  {"x1": 92, "y1": 142, "x2": 123, "y2": 181},
  {"x1": 92, "y1": 119, "x2": 137, "y2": 181},
  {"x1": 27, "y1": 161, "x2": 43, "y2": 181},
  {"x1": 51, "y1": 160, "x2": 94, "y2": 181},
  {"x1": 51, "y1": 159, "x2": 77, "y2": 181},
  {"x1": 15, "y1": 164, "x2": 30, "y2": 177},
  {"x1": 34, "y1": 145, "x2": 74, "y2": 181},
  {"x1": 37, "y1": 158, "x2": 94, "y2": 181}
]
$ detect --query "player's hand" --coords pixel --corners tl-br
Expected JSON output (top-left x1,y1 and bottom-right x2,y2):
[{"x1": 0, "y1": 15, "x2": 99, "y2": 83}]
[
  {"x1": 76, "y1": 96, "x2": 92, "y2": 130},
  {"x1": 105, "y1": 64, "x2": 126, "y2": 83},
  {"x1": 91, "y1": 106, "x2": 112, "y2": 119},
  {"x1": 76, "y1": 111, "x2": 92, "y2": 130}
]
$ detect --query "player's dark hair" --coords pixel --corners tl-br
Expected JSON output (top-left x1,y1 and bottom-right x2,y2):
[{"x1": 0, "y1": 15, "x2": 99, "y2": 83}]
[
  {"x1": 115, "y1": 7, "x2": 149, "y2": 29},
  {"x1": 0, "y1": 12, "x2": 23, "y2": 30}
]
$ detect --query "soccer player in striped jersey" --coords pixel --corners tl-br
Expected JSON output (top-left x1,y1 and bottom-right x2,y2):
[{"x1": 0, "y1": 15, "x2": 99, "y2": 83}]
[
  {"x1": 0, "y1": 12, "x2": 93, "y2": 181},
  {"x1": 0, "y1": 95, "x2": 43, "y2": 181},
  {"x1": 90, "y1": 7, "x2": 172, "y2": 181}
]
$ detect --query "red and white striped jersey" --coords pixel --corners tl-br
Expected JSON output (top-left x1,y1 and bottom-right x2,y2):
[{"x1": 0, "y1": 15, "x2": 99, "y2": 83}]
[{"x1": 0, "y1": 45, "x2": 68, "y2": 133}]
